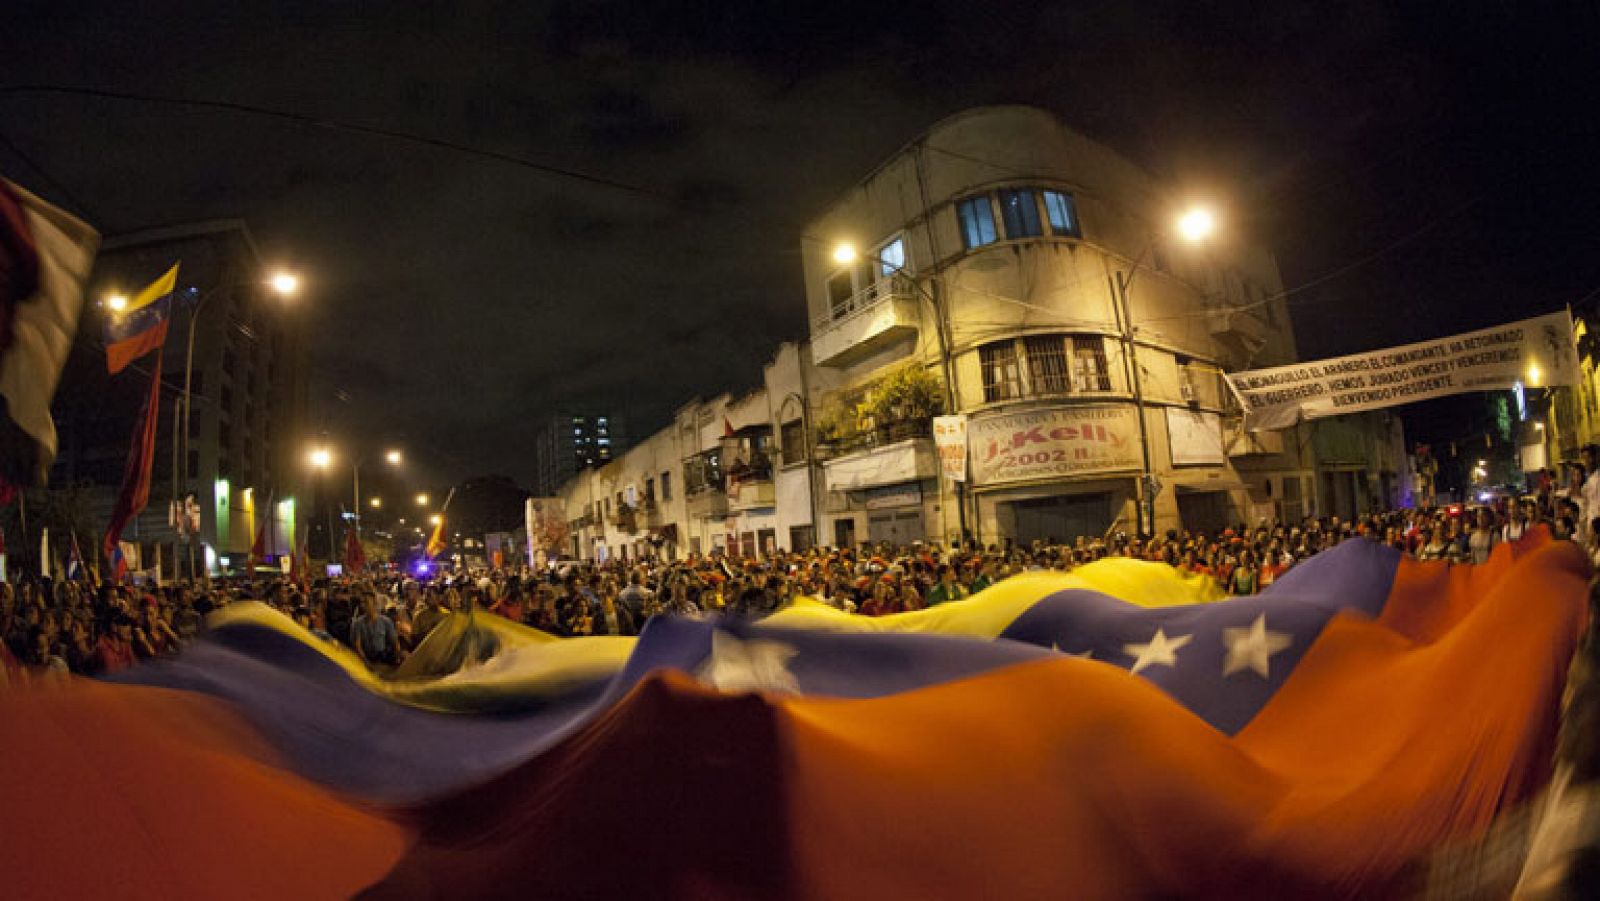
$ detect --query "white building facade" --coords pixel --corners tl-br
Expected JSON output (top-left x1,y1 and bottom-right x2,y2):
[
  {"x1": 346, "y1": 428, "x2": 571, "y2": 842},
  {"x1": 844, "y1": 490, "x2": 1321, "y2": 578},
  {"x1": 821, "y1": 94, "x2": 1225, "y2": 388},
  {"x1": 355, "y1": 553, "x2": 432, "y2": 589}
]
[{"x1": 551, "y1": 106, "x2": 1404, "y2": 560}]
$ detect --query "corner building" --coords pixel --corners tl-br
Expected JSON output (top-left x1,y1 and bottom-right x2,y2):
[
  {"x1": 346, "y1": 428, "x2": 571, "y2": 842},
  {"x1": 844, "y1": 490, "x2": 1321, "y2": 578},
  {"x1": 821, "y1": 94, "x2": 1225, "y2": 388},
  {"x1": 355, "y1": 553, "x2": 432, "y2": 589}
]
[{"x1": 803, "y1": 106, "x2": 1401, "y2": 544}]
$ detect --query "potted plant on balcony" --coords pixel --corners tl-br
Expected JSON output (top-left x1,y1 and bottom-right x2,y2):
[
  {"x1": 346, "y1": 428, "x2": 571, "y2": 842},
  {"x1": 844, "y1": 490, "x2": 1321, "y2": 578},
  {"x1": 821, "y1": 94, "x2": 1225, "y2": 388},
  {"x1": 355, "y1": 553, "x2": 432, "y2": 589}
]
[{"x1": 870, "y1": 362, "x2": 944, "y2": 443}]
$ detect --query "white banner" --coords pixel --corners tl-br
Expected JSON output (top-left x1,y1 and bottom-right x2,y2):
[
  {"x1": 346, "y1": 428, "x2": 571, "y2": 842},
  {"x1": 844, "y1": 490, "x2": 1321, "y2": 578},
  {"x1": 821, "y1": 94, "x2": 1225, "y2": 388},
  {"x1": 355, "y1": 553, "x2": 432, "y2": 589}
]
[
  {"x1": 1166, "y1": 408, "x2": 1225, "y2": 466},
  {"x1": 932, "y1": 415, "x2": 968, "y2": 482},
  {"x1": 971, "y1": 406, "x2": 1140, "y2": 486},
  {"x1": 1228, "y1": 311, "x2": 1577, "y2": 430}
]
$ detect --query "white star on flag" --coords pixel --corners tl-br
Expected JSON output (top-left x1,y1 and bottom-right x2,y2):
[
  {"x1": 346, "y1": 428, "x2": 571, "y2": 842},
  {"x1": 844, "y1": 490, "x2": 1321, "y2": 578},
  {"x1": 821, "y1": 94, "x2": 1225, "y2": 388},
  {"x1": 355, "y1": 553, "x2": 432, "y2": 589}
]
[
  {"x1": 696, "y1": 630, "x2": 800, "y2": 695},
  {"x1": 1050, "y1": 641, "x2": 1093, "y2": 659},
  {"x1": 1221, "y1": 614, "x2": 1293, "y2": 679},
  {"x1": 1123, "y1": 628, "x2": 1192, "y2": 675}
]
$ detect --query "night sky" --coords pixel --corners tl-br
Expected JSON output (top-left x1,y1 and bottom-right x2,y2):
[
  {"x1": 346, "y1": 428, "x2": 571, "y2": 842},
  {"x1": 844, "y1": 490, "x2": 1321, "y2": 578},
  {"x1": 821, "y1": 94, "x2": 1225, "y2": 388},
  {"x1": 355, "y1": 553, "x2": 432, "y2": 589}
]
[{"x1": 4, "y1": 2, "x2": 1598, "y2": 485}]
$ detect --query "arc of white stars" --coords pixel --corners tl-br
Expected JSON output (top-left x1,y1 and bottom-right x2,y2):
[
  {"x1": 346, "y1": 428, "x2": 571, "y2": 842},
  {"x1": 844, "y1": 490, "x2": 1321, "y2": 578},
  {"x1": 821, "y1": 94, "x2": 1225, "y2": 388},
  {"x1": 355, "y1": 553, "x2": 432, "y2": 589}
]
[
  {"x1": 1123, "y1": 627, "x2": 1192, "y2": 675},
  {"x1": 1220, "y1": 613, "x2": 1293, "y2": 679}
]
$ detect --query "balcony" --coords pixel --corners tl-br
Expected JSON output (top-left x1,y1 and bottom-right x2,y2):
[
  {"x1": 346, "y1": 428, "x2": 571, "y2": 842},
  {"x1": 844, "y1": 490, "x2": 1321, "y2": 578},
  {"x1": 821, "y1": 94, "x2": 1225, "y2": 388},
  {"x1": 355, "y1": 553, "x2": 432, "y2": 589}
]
[
  {"x1": 685, "y1": 486, "x2": 729, "y2": 519},
  {"x1": 1223, "y1": 416, "x2": 1286, "y2": 457},
  {"x1": 812, "y1": 277, "x2": 921, "y2": 367},
  {"x1": 638, "y1": 500, "x2": 664, "y2": 529},
  {"x1": 1207, "y1": 304, "x2": 1272, "y2": 361},
  {"x1": 728, "y1": 477, "x2": 775, "y2": 511},
  {"x1": 821, "y1": 435, "x2": 938, "y2": 492}
]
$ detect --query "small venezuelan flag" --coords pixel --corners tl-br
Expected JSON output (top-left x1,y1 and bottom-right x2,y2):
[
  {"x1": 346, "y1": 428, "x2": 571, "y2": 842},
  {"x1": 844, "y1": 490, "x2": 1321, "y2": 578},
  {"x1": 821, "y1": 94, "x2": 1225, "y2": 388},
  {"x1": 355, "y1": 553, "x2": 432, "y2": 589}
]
[{"x1": 104, "y1": 264, "x2": 178, "y2": 374}]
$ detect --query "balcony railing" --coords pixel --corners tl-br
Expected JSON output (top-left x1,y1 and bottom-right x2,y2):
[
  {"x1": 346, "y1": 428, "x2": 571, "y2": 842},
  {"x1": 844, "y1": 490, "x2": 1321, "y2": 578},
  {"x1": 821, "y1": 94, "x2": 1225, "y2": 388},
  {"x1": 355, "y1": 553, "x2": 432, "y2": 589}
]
[
  {"x1": 813, "y1": 418, "x2": 931, "y2": 462},
  {"x1": 812, "y1": 277, "x2": 921, "y2": 366}
]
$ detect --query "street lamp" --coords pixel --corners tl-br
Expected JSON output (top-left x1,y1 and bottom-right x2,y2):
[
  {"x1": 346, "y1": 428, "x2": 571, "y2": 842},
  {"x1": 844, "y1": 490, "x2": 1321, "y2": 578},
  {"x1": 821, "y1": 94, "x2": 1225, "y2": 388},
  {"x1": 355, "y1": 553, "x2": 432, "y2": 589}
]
[
  {"x1": 829, "y1": 240, "x2": 966, "y2": 541},
  {"x1": 369, "y1": 497, "x2": 382, "y2": 508},
  {"x1": 269, "y1": 271, "x2": 300, "y2": 296},
  {"x1": 105, "y1": 293, "x2": 129, "y2": 311},
  {"x1": 1115, "y1": 205, "x2": 1219, "y2": 537},
  {"x1": 415, "y1": 493, "x2": 430, "y2": 506},
  {"x1": 429, "y1": 514, "x2": 442, "y2": 526},
  {"x1": 386, "y1": 449, "x2": 403, "y2": 465},
  {"x1": 175, "y1": 269, "x2": 303, "y2": 576}
]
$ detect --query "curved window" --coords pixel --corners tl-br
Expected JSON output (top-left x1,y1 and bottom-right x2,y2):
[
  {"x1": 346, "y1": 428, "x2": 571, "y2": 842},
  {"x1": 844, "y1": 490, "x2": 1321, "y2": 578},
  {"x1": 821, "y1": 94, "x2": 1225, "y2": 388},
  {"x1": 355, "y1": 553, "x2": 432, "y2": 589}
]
[
  {"x1": 999, "y1": 189, "x2": 1043, "y2": 238},
  {"x1": 957, "y1": 196, "x2": 998, "y2": 249},
  {"x1": 980, "y1": 334, "x2": 1110, "y2": 402},
  {"x1": 956, "y1": 187, "x2": 1081, "y2": 249}
]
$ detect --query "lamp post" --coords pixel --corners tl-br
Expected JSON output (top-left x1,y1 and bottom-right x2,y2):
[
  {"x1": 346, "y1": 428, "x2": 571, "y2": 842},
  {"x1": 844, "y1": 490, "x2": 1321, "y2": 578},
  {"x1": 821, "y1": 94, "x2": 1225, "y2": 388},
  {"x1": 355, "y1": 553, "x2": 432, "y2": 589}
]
[
  {"x1": 174, "y1": 270, "x2": 299, "y2": 578},
  {"x1": 1115, "y1": 206, "x2": 1218, "y2": 537},
  {"x1": 829, "y1": 244, "x2": 967, "y2": 543}
]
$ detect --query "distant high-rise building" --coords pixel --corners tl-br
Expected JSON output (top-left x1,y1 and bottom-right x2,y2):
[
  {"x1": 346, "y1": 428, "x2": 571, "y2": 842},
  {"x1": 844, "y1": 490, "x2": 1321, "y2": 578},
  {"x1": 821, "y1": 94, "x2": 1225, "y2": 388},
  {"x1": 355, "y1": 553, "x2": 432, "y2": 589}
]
[
  {"x1": 530, "y1": 413, "x2": 625, "y2": 496},
  {"x1": 51, "y1": 220, "x2": 309, "y2": 575}
]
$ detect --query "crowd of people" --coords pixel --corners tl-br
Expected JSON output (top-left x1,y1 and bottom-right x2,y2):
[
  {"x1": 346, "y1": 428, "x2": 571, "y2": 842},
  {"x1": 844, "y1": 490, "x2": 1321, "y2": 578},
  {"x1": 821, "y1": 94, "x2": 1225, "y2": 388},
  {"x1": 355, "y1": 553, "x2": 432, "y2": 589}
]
[{"x1": 3, "y1": 478, "x2": 1594, "y2": 682}]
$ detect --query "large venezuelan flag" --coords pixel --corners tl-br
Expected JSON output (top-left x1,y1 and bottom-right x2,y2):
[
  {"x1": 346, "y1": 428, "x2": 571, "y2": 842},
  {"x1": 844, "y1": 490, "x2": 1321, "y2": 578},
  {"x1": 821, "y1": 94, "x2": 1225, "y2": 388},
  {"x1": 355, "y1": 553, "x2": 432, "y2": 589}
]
[{"x1": 0, "y1": 533, "x2": 1588, "y2": 898}]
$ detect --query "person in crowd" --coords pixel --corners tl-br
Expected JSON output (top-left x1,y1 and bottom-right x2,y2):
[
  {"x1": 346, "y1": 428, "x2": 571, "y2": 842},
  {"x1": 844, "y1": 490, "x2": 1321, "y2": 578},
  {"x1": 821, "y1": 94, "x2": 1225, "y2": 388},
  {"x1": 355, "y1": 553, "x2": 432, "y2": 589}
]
[
  {"x1": 1468, "y1": 508, "x2": 1498, "y2": 564},
  {"x1": 413, "y1": 587, "x2": 455, "y2": 643},
  {"x1": 593, "y1": 588, "x2": 636, "y2": 637},
  {"x1": 349, "y1": 591, "x2": 403, "y2": 670},
  {"x1": 925, "y1": 564, "x2": 969, "y2": 606}
]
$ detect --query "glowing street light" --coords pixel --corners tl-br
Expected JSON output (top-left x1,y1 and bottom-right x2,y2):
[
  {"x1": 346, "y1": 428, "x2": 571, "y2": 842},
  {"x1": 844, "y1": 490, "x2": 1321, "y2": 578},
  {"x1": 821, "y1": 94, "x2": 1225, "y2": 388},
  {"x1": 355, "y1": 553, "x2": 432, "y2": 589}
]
[
  {"x1": 105, "y1": 293, "x2": 129, "y2": 311},
  {"x1": 308, "y1": 447, "x2": 332, "y2": 469},
  {"x1": 1526, "y1": 362, "x2": 1544, "y2": 387},
  {"x1": 1176, "y1": 206, "x2": 1217, "y2": 243},
  {"x1": 369, "y1": 497, "x2": 382, "y2": 508},
  {"x1": 429, "y1": 514, "x2": 442, "y2": 526},
  {"x1": 415, "y1": 493, "x2": 430, "y2": 506},
  {"x1": 269, "y1": 271, "x2": 300, "y2": 297},
  {"x1": 385, "y1": 449, "x2": 403, "y2": 465},
  {"x1": 832, "y1": 243, "x2": 858, "y2": 265}
]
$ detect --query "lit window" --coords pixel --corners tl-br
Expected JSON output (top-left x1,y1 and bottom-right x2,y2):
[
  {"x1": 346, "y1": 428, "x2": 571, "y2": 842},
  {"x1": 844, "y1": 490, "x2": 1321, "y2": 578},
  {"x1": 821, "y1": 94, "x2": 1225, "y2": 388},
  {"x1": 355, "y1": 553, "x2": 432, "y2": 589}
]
[
  {"x1": 980, "y1": 342, "x2": 1023, "y2": 402},
  {"x1": 957, "y1": 197, "x2": 998, "y2": 249},
  {"x1": 998, "y1": 189, "x2": 1042, "y2": 238},
  {"x1": 1043, "y1": 191, "x2": 1079, "y2": 236},
  {"x1": 877, "y1": 237, "x2": 905, "y2": 277},
  {"x1": 1071, "y1": 336, "x2": 1111, "y2": 392},
  {"x1": 598, "y1": 417, "x2": 608, "y2": 425}
]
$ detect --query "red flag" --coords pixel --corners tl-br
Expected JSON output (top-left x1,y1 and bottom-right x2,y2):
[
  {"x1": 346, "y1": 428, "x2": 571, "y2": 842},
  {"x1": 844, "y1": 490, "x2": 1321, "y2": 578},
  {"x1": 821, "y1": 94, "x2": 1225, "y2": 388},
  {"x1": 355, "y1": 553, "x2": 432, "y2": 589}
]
[
  {"x1": 722, "y1": 416, "x2": 734, "y2": 438},
  {"x1": 247, "y1": 492, "x2": 273, "y2": 577},
  {"x1": 102, "y1": 351, "x2": 165, "y2": 579},
  {"x1": 343, "y1": 527, "x2": 365, "y2": 573}
]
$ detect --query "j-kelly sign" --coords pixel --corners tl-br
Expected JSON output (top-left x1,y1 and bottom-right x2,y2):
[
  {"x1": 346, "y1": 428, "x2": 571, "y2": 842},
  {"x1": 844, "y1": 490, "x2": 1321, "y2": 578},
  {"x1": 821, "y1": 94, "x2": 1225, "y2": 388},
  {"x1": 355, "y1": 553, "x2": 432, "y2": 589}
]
[{"x1": 970, "y1": 406, "x2": 1140, "y2": 486}]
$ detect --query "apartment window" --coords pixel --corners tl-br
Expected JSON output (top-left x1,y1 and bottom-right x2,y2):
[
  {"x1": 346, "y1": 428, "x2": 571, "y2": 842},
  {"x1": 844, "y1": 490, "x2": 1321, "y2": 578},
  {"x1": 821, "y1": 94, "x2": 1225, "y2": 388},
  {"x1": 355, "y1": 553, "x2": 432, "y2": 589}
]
[
  {"x1": 1024, "y1": 335, "x2": 1071, "y2": 395},
  {"x1": 957, "y1": 196, "x2": 998, "y2": 249},
  {"x1": 999, "y1": 189, "x2": 1043, "y2": 239},
  {"x1": 661, "y1": 471, "x2": 673, "y2": 500},
  {"x1": 980, "y1": 341, "x2": 1024, "y2": 402},
  {"x1": 1071, "y1": 336, "x2": 1112, "y2": 392},
  {"x1": 877, "y1": 236, "x2": 906, "y2": 277},
  {"x1": 1042, "y1": 190, "x2": 1080, "y2": 237},
  {"x1": 645, "y1": 478, "x2": 656, "y2": 501},
  {"x1": 780, "y1": 419, "x2": 806, "y2": 463}
]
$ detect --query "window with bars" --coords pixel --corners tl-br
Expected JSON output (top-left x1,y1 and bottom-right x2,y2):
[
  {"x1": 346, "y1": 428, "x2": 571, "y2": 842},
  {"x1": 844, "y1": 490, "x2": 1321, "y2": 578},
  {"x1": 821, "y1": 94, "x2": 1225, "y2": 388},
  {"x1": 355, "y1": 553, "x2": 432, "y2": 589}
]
[
  {"x1": 980, "y1": 341, "x2": 1024, "y2": 402},
  {"x1": 982, "y1": 335, "x2": 1113, "y2": 401},
  {"x1": 1024, "y1": 335, "x2": 1071, "y2": 395},
  {"x1": 1071, "y1": 336, "x2": 1112, "y2": 392}
]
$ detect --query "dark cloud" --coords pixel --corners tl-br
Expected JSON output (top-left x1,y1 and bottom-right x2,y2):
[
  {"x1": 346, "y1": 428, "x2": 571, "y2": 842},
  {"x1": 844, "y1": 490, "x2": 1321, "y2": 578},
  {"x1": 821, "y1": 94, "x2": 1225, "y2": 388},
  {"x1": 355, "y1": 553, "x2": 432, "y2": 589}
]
[{"x1": 3, "y1": 0, "x2": 1599, "y2": 480}]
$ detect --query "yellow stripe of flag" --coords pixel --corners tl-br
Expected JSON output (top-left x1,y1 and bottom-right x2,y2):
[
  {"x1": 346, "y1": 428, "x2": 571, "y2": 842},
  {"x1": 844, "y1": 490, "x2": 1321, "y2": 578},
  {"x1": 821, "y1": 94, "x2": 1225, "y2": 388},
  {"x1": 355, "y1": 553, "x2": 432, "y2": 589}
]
[{"x1": 125, "y1": 263, "x2": 179, "y2": 312}]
